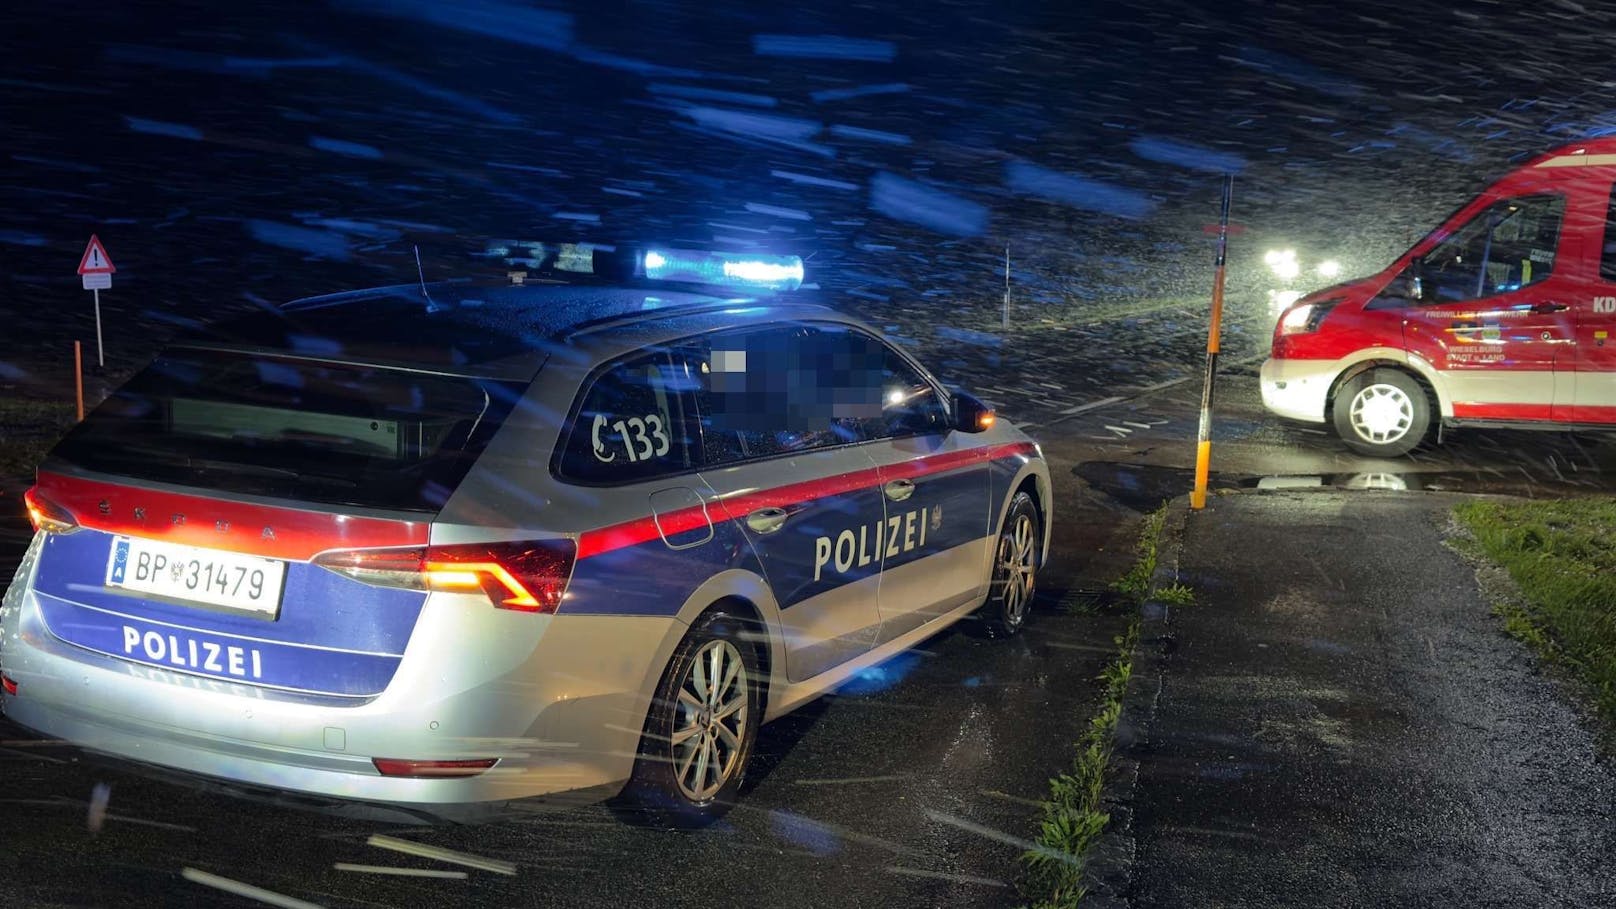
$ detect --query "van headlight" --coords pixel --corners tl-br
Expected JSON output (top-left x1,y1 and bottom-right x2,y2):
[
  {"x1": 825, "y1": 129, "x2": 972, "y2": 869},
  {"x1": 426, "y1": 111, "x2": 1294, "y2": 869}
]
[{"x1": 1278, "y1": 297, "x2": 1342, "y2": 335}]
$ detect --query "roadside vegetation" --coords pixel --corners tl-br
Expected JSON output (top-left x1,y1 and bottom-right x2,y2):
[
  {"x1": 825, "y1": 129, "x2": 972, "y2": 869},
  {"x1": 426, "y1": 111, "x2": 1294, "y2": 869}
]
[
  {"x1": 1453, "y1": 499, "x2": 1616, "y2": 731},
  {"x1": 1108, "y1": 501, "x2": 1169, "y2": 604},
  {"x1": 0, "y1": 398, "x2": 76, "y2": 485},
  {"x1": 1022, "y1": 499, "x2": 1182, "y2": 907},
  {"x1": 1019, "y1": 620, "x2": 1139, "y2": 908}
]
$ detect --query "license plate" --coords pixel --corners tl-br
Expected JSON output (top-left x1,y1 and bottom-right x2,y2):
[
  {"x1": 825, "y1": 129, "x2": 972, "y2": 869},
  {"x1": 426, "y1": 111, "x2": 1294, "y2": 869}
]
[{"x1": 106, "y1": 536, "x2": 286, "y2": 618}]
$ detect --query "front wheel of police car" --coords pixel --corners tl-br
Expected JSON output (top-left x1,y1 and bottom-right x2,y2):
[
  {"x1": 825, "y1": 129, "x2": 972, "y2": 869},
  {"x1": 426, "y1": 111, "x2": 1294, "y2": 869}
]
[
  {"x1": 618, "y1": 607, "x2": 763, "y2": 828},
  {"x1": 1331, "y1": 367, "x2": 1432, "y2": 458},
  {"x1": 979, "y1": 491, "x2": 1040, "y2": 638}
]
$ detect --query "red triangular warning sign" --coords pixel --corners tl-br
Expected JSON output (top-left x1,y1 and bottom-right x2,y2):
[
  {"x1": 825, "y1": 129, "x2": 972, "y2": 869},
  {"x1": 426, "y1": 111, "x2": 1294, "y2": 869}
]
[{"x1": 77, "y1": 235, "x2": 116, "y2": 275}]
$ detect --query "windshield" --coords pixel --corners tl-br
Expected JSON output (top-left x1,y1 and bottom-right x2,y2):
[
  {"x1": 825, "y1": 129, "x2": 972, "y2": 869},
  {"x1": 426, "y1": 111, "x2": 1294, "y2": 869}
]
[{"x1": 50, "y1": 349, "x2": 522, "y2": 512}]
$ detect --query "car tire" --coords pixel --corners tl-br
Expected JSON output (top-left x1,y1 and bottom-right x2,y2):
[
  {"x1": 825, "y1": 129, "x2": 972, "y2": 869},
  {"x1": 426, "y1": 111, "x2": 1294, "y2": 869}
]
[
  {"x1": 979, "y1": 490, "x2": 1040, "y2": 638},
  {"x1": 617, "y1": 608, "x2": 762, "y2": 828},
  {"x1": 1331, "y1": 368, "x2": 1431, "y2": 458}
]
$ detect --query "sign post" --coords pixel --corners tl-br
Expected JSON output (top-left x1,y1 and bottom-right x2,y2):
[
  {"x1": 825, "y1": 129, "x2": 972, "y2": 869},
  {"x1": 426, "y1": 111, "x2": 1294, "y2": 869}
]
[
  {"x1": 1191, "y1": 177, "x2": 1234, "y2": 511},
  {"x1": 76, "y1": 235, "x2": 115, "y2": 367},
  {"x1": 1002, "y1": 246, "x2": 1010, "y2": 330}
]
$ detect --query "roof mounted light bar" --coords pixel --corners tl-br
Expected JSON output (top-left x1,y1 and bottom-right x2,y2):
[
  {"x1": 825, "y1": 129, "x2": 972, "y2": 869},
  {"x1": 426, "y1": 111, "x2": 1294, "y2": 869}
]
[
  {"x1": 639, "y1": 249, "x2": 804, "y2": 291},
  {"x1": 485, "y1": 241, "x2": 804, "y2": 292}
]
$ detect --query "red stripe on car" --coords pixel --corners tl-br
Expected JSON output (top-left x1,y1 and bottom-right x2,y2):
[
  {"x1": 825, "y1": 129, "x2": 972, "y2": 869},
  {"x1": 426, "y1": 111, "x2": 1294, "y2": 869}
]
[
  {"x1": 575, "y1": 442, "x2": 1037, "y2": 560},
  {"x1": 32, "y1": 472, "x2": 428, "y2": 561},
  {"x1": 1450, "y1": 403, "x2": 1556, "y2": 421}
]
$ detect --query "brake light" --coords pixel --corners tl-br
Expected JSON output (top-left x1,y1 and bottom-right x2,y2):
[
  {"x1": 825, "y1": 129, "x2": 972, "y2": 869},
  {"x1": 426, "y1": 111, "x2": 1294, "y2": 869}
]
[
  {"x1": 1, "y1": 673, "x2": 17, "y2": 696},
  {"x1": 372, "y1": 757, "x2": 499, "y2": 778},
  {"x1": 312, "y1": 539, "x2": 576, "y2": 613},
  {"x1": 23, "y1": 487, "x2": 79, "y2": 535}
]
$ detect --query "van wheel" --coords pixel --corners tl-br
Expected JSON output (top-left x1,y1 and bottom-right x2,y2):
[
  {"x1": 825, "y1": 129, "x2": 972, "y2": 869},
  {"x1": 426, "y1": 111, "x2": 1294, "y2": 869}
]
[
  {"x1": 618, "y1": 609, "x2": 761, "y2": 828},
  {"x1": 1331, "y1": 368, "x2": 1431, "y2": 457},
  {"x1": 979, "y1": 491, "x2": 1040, "y2": 638}
]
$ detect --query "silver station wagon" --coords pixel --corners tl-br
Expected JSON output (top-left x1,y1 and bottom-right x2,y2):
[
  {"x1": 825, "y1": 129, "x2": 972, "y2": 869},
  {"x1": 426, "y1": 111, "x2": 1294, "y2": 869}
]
[{"x1": 0, "y1": 248, "x2": 1051, "y2": 825}]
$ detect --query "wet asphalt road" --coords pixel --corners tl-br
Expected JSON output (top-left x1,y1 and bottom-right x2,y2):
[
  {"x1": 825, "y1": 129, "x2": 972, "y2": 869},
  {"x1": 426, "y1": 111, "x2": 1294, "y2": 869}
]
[
  {"x1": 0, "y1": 571, "x2": 1133, "y2": 908},
  {"x1": 1125, "y1": 491, "x2": 1616, "y2": 908},
  {"x1": 6, "y1": 365, "x2": 1616, "y2": 908}
]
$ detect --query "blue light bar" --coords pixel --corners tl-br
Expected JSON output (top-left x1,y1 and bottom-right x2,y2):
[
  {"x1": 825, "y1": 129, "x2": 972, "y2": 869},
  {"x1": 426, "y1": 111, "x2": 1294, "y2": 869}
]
[{"x1": 640, "y1": 249, "x2": 804, "y2": 291}]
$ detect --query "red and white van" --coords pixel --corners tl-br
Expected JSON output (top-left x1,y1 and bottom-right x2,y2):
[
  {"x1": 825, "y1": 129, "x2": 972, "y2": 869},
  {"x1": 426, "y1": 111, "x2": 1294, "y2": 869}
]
[{"x1": 1261, "y1": 139, "x2": 1616, "y2": 456}]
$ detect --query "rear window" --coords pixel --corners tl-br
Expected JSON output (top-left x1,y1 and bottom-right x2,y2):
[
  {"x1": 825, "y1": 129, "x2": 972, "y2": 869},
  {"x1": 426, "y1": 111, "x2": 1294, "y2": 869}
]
[{"x1": 50, "y1": 348, "x2": 523, "y2": 512}]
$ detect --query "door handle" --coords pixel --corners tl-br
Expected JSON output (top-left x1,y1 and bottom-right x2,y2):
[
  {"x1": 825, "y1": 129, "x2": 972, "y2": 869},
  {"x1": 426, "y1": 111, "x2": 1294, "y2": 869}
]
[
  {"x1": 746, "y1": 507, "x2": 790, "y2": 535},
  {"x1": 1531, "y1": 302, "x2": 1569, "y2": 314},
  {"x1": 884, "y1": 479, "x2": 916, "y2": 502}
]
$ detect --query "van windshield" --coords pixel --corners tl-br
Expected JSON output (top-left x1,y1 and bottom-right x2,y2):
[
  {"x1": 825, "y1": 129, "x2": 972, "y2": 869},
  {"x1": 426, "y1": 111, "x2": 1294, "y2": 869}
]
[{"x1": 49, "y1": 348, "x2": 525, "y2": 512}]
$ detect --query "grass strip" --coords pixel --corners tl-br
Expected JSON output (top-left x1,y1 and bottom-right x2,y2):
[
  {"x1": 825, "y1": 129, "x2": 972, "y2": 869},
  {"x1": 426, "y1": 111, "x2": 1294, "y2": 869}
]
[
  {"x1": 1109, "y1": 500, "x2": 1169, "y2": 605},
  {"x1": 1020, "y1": 498, "x2": 1178, "y2": 906},
  {"x1": 1019, "y1": 620, "x2": 1140, "y2": 908},
  {"x1": 1452, "y1": 498, "x2": 1616, "y2": 728}
]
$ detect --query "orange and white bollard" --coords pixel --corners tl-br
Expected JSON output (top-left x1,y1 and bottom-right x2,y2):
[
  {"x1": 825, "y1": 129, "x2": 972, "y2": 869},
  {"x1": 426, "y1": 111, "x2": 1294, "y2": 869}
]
[
  {"x1": 74, "y1": 340, "x2": 85, "y2": 422},
  {"x1": 1191, "y1": 176, "x2": 1234, "y2": 510}
]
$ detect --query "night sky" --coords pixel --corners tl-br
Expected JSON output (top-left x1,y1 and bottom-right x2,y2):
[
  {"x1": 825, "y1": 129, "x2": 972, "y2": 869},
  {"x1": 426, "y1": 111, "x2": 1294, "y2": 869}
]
[{"x1": 5, "y1": 0, "x2": 1616, "y2": 350}]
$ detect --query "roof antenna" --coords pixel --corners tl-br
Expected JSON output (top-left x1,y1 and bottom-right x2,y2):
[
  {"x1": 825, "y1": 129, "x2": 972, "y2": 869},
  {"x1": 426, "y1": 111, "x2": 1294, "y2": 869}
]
[{"x1": 414, "y1": 244, "x2": 441, "y2": 313}]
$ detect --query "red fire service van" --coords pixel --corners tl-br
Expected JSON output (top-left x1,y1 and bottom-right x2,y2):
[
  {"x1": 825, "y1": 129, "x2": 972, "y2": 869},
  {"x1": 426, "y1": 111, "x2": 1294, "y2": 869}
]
[{"x1": 1261, "y1": 140, "x2": 1616, "y2": 457}]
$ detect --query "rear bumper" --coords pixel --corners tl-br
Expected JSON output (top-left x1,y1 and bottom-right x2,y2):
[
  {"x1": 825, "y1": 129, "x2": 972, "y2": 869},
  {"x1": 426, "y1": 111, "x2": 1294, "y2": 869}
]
[
  {"x1": 1260, "y1": 357, "x2": 1337, "y2": 424},
  {"x1": 1, "y1": 535, "x2": 679, "y2": 813}
]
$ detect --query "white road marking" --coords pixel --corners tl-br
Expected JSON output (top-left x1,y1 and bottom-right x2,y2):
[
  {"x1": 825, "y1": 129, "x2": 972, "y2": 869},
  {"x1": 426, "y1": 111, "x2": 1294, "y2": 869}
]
[
  {"x1": 922, "y1": 808, "x2": 1041, "y2": 853},
  {"x1": 978, "y1": 788, "x2": 1045, "y2": 808},
  {"x1": 886, "y1": 866, "x2": 1009, "y2": 887},
  {"x1": 181, "y1": 869, "x2": 326, "y2": 909},
  {"x1": 366, "y1": 835, "x2": 517, "y2": 875},
  {"x1": 1061, "y1": 396, "x2": 1123, "y2": 416},
  {"x1": 334, "y1": 864, "x2": 469, "y2": 879}
]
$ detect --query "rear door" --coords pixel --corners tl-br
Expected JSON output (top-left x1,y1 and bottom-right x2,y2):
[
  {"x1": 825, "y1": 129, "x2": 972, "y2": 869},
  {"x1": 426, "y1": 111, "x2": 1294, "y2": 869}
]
[
  {"x1": 1399, "y1": 192, "x2": 1577, "y2": 421},
  {"x1": 689, "y1": 325, "x2": 886, "y2": 683}
]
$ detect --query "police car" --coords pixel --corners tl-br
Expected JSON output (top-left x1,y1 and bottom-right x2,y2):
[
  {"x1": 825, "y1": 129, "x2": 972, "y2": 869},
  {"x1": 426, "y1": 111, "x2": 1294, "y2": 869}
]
[
  {"x1": 1263, "y1": 140, "x2": 1616, "y2": 457},
  {"x1": 0, "y1": 247, "x2": 1051, "y2": 825}
]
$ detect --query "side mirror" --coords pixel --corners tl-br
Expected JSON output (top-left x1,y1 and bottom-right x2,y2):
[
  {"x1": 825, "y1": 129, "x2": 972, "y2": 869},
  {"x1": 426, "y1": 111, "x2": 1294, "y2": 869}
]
[{"x1": 952, "y1": 390, "x2": 996, "y2": 433}]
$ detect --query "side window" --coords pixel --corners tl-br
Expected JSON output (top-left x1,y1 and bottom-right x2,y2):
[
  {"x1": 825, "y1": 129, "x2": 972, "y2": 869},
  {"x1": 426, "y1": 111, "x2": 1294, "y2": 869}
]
[
  {"x1": 556, "y1": 350, "x2": 699, "y2": 484},
  {"x1": 1418, "y1": 194, "x2": 1564, "y2": 303},
  {"x1": 1601, "y1": 183, "x2": 1616, "y2": 282},
  {"x1": 692, "y1": 325, "x2": 882, "y2": 466},
  {"x1": 866, "y1": 341, "x2": 951, "y2": 440}
]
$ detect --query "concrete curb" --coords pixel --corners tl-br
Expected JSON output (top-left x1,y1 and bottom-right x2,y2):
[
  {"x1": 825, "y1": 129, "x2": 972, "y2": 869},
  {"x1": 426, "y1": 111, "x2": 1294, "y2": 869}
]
[{"x1": 1078, "y1": 496, "x2": 1190, "y2": 909}]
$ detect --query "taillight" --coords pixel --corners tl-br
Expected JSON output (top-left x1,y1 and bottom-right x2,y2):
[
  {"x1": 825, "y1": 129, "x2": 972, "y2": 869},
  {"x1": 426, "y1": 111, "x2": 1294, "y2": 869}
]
[
  {"x1": 372, "y1": 757, "x2": 499, "y2": 778},
  {"x1": 1, "y1": 673, "x2": 18, "y2": 696},
  {"x1": 312, "y1": 539, "x2": 576, "y2": 613},
  {"x1": 23, "y1": 487, "x2": 79, "y2": 535}
]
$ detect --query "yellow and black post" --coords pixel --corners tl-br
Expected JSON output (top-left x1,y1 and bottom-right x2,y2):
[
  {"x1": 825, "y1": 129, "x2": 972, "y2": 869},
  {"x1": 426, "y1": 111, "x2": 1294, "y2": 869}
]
[{"x1": 1191, "y1": 175, "x2": 1234, "y2": 510}]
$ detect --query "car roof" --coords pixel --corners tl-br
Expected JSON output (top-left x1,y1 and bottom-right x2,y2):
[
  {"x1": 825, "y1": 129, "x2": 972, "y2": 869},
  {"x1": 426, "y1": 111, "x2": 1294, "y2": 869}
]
[{"x1": 168, "y1": 281, "x2": 846, "y2": 380}]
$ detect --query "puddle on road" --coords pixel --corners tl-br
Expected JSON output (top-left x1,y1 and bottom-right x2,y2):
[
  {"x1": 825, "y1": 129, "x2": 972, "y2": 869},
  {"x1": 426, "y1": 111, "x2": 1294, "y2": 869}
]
[
  {"x1": 1074, "y1": 461, "x2": 1243, "y2": 512},
  {"x1": 1242, "y1": 470, "x2": 1615, "y2": 495},
  {"x1": 1079, "y1": 460, "x2": 1616, "y2": 504}
]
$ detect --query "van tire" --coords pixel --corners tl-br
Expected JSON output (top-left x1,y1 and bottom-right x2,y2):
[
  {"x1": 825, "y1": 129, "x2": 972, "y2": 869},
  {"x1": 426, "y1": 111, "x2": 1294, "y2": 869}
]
[{"x1": 1331, "y1": 368, "x2": 1430, "y2": 458}]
